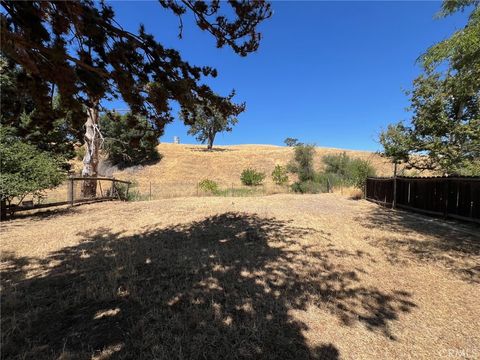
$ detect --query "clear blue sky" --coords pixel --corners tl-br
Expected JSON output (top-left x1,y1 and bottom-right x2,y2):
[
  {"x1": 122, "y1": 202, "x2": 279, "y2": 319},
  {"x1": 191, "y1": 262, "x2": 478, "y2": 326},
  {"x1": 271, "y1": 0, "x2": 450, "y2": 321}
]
[{"x1": 109, "y1": 1, "x2": 469, "y2": 151}]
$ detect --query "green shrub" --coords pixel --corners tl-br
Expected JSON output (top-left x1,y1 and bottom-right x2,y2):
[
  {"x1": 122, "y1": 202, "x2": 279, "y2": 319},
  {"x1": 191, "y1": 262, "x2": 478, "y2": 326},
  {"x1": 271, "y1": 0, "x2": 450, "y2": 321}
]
[
  {"x1": 113, "y1": 180, "x2": 146, "y2": 201},
  {"x1": 287, "y1": 144, "x2": 316, "y2": 182},
  {"x1": 286, "y1": 144, "x2": 326, "y2": 194},
  {"x1": 241, "y1": 168, "x2": 265, "y2": 186},
  {"x1": 0, "y1": 126, "x2": 66, "y2": 211},
  {"x1": 314, "y1": 172, "x2": 343, "y2": 190},
  {"x1": 291, "y1": 180, "x2": 325, "y2": 194},
  {"x1": 271, "y1": 165, "x2": 289, "y2": 185},
  {"x1": 75, "y1": 146, "x2": 86, "y2": 161},
  {"x1": 199, "y1": 179, "x2": 219, "y2": 194},
  {"x1": 323, "y1": 153, "x2": 350, "y2": 177},
  {"x1": 321, "y1": 152, "x2": 376, "y2": 189},
  {"x1": 348, "y1": 158, "x2": 376, "y2": 189}
]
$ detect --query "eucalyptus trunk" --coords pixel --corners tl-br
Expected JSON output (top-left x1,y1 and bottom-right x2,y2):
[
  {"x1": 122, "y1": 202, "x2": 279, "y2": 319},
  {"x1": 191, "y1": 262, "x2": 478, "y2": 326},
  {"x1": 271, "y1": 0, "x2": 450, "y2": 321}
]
[{"x1": 81, "y1": 105, "x2": 101, "y2": 198}]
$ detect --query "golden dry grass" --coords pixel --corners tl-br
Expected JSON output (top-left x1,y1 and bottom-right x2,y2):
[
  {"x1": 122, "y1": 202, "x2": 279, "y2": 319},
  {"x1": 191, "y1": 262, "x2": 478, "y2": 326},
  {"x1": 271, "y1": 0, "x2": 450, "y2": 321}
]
[
  {"x1": 41, "y1": 143, "x2": 403, "y2": 203},
  {"x1": 1, "y1": 194, "x2": 479, "y2": 359},
  {"x1": 111, "y1": 143, "x2": 397, "y2": 198}
]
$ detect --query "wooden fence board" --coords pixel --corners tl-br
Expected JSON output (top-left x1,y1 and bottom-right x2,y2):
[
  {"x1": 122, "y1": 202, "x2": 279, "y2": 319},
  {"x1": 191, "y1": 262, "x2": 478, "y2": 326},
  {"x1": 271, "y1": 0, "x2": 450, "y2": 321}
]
[{"x1": 366, "y1": 176, "x2": 480, "y2": 224}]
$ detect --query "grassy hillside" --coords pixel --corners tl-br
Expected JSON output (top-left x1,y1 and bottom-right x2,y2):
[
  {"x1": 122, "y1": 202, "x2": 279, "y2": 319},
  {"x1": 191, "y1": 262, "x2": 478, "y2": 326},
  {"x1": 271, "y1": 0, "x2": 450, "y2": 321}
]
[{"x1": 109, "y1": 143, "x2": 395, "y2": 198}]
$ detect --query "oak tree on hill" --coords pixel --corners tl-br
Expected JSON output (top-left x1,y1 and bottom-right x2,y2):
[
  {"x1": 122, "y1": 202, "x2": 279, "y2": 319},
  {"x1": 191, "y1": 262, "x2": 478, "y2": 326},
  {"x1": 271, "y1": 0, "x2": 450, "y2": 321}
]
[
  {"x1": 181, "y1": 94, "x2": 244, "y2": 150},
  {"x1": 1, "y1": 0, "x2": 271, "y2": 195},
  {"x1": 284, "y1": 138, "x2": 300, "y2": 147}
]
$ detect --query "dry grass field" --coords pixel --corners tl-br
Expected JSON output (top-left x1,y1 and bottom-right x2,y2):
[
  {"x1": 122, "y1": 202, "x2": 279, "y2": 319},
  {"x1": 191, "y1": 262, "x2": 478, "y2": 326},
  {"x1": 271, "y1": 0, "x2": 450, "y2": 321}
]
[
  {"x1": 1, "y1": 194, "x2": 479, "y2": 359},
  {"x1": 41, "y1": 143, "x2": 395, "y2": 204},
  {"x1": 111, "y1": 143, "x2": 396, "y2": 198}
]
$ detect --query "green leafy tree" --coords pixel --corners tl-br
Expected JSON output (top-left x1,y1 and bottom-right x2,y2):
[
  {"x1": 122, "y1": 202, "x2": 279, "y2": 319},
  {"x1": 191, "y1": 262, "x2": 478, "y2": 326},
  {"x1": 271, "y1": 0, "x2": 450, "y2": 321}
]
[
  {"x1": 323, "y1": 152, "x2": 351, "y2": 177},
  {"x1": 100, "y1": 112, "x2": 160, "y2": 168},
  {"x1": 0, "y1": 57, "x2": 80, "y2": 164},
  {"x1": 378, "y1": 123, "x2": 411, "y2": 165},
  {"x1": 271, "y1": 165, "x2": 289, "y2": 185},
  {"x1": 380, "y1": 72, "x2": 480, "y2": 176},
  {"x1": 0, "y1": 126, "x2": 66, "y2": 217},
  {"x1": 181, "y1": 95, "x2": 244, "y2": 150},
  {"x1": 380, "y1": 1, "x2": 480, "y2": 175}
]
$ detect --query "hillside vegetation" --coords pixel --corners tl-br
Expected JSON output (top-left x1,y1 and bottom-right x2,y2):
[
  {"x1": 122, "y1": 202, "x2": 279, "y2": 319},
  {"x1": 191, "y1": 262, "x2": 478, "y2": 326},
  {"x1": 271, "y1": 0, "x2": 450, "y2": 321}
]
[{"x1": 106, "y1": 143, "x2": 396, "y2": 198}]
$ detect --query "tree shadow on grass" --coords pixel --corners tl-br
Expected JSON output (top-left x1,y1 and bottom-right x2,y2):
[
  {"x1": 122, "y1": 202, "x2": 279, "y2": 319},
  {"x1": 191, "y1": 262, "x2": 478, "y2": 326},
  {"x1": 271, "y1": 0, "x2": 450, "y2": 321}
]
[
  {"x1": 1, "y1": 212, "x2": 415, "y2": 359},
  {"x1": 5, "y1": 206, "x2": 80, "y2": 222},
  {"x1": 188, "y1": 147, "x2": 233, "y2": 152},
  {"x1": 357, "y1": 206, "x2": 480, "y2": 282}
]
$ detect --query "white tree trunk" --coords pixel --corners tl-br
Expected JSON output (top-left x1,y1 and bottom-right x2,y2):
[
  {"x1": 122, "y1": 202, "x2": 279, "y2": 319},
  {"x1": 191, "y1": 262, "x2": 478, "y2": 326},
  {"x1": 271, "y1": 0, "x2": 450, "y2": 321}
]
[{"x1": 81, "y1": 106, "x2": 101, "y2": 198}]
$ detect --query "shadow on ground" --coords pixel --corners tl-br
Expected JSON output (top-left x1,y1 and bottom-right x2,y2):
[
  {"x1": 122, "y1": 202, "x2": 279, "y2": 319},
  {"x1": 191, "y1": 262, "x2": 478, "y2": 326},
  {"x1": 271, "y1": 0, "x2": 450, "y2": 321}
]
[
  {"x1": 357, "y1": 206, "x2": 480, "y2": 282},
  {"x1": 187, "y1": 147, "x2": 233, "y2": 153},
  {"x1": 1, "y1": 212, "x2": 415, "y2": 359}
]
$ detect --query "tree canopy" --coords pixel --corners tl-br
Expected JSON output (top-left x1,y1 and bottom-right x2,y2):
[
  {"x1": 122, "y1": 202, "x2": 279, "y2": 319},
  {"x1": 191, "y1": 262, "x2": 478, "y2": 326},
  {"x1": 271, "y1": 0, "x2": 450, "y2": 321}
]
[
  {"x1": 0, "y1": 0, "x2": 272, "y2": 135},
  {"x1": 380, "y1": 1, "x2": 480, "y2": 175},
  {"x1": 100, "y1": 112, "x2": 161, "y2": 168},
  {"x1": 0, "y1": 126, "x2": 66, "y2": 207},
  {"x1": 284, "y1": 138, "x2": 300, "y2": 147},
  {"x1": 181, "y1": 94, "x2": 243, "y2": 149},
  {"x1": 0, "y1": 56, "x2": 80, "y2": 162}
]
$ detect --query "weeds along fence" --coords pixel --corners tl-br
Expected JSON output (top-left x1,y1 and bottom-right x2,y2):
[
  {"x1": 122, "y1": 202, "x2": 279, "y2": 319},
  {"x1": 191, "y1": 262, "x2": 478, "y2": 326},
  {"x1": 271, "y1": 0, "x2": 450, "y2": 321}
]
[
  {"x1": 365, "y1": 176, "x2": 480, "y2": 224},
  {"x1": 7, "y1": 177, "x2": 131, "y2": 214}
]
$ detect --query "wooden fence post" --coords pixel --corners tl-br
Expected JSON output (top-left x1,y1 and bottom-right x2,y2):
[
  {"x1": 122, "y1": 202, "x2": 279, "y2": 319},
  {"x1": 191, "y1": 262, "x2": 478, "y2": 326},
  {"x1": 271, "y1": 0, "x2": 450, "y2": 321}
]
[
  {"x1": 392, "y1": 163, "x2": 397, "y2": 209},
  {"x1": 443, "y1": 178, "x2": 449, "y2": 219},
  {"x1": 110, "y1": 180, "x2": 115, "y2": 199},
  {"x1": 68, "y1": 178, "x2": 74, "y2": 206}
]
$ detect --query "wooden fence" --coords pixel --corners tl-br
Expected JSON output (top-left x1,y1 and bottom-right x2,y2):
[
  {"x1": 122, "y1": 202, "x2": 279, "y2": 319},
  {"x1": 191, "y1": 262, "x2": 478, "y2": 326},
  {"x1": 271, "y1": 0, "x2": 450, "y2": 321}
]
[
  {"x1": 5, "y1": 177, "x2": 131, "y2": 215},
  {"x1": 365, "y1": 176, "x2": 480, "y2": 224}
]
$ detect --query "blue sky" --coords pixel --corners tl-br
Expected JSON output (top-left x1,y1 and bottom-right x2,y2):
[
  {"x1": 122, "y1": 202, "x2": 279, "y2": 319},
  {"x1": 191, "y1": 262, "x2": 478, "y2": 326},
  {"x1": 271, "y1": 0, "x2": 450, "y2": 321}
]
[{"x1": 110, "y1": 1, "x2": 469, "y2": 151}]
